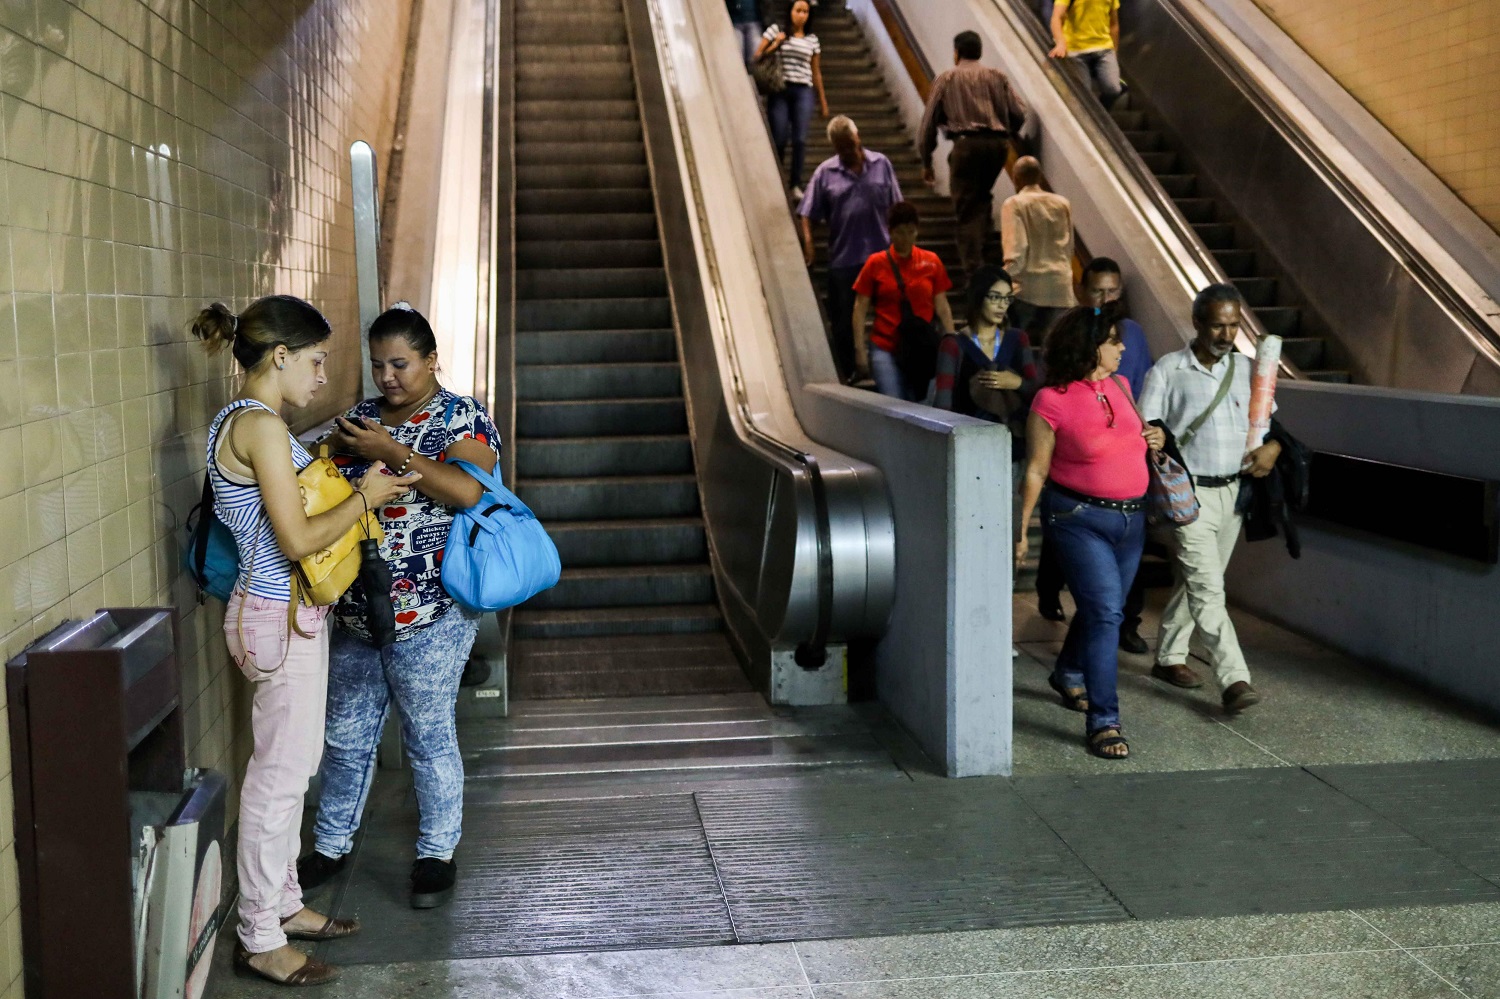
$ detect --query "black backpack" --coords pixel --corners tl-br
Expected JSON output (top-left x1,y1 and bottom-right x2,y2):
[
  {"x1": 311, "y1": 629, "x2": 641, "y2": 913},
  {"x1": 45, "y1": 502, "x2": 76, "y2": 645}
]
[{"x1": 886, "y1": 249, "x2": 942, "y2": 395}]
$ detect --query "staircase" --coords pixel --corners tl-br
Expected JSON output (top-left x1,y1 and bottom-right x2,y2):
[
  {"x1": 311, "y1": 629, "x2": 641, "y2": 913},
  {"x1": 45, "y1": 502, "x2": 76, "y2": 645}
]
[
  {"x1": 509, "y1": 0, "x2": 748, "y2": 699},
  {"x1": 1106, "y1": 93, "x2": 1350, "y2": 383}
]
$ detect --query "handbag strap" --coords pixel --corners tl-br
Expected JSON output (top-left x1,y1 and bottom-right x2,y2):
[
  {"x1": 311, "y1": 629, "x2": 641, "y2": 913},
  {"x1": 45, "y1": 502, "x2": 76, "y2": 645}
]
[
  {"x1": 1178, "y1": 354, "x2": 1235, "y2": 449},
  {"x1": 885, "y1": 248, "x2": 916, "y2": 319}
]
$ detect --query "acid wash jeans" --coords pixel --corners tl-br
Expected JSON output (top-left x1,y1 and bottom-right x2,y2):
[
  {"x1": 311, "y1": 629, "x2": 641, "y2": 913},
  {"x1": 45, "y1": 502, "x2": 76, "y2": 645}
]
[
  {"x1": 226, "y1": 593, "x2": 330, "y2": 954},
  {"x1": 314, "y1": 605, "x2": 481, "y2": 863}
]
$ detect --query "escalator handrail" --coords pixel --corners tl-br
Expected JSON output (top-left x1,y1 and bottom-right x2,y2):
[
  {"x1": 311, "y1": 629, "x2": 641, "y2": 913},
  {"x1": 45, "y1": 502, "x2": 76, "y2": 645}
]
[
  {"x1": 1155, "y1": 0, "x2": 1500, "y2": 372},
  {"x1": 642, "y1": 0, "x2": 835, "y2": 667},
  {"x1": 990, "y1": 0, "x2": 1299, "y2": 375}
]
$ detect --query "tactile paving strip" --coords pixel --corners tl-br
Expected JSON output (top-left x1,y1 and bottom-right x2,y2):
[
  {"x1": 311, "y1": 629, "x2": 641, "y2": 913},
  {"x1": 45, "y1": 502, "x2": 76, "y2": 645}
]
[
  {"x1": 1309, "y1": 758, "x2": 1500, "y2": 888},
  {"x1": 325, "y1": 793, "x2": 734, "y2": 964},
  {"x1": 695, "y1": 782, "x2": 1129, "y2": 941},
  {"x1": 1014, "y1": 767, "x2": 1500, "y2": 920}
]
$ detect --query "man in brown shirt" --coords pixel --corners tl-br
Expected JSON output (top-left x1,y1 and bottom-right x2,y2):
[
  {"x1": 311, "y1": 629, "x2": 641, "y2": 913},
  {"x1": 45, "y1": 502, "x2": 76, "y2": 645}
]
[
  {"x1": 919, "y1": 30, "x2": 1028, "y2": 282},
  {"x1": 1000, "y1": 155, "x2": 1076, "y2": 340}
]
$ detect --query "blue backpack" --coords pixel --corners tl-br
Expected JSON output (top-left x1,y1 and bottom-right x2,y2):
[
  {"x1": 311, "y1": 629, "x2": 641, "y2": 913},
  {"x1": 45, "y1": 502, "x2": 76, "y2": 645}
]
[
  {"x1": 184, "y1": 472, "x2": 240, "y2": 602},
  {"x1": 441, "y1": 458, "x2": 561, "y2": 612}
]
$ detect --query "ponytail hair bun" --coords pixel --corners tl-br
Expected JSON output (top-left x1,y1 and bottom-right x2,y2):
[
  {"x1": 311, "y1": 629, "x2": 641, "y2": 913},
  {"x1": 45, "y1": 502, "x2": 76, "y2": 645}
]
[
  {"x1": 190, "y1": 302, "x2": 239, "y2": 354},
  {"x1": 188, "y1": 295, "x2": 331, "y2": 371}
]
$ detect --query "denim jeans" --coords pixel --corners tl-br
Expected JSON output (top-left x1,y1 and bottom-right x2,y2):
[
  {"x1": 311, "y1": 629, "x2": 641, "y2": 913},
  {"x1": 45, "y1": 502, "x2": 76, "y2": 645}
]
[
  {"x1": 870, "y1": 345, "x2": 925, "y2": 401},
  {"x1": 1071, "y1": 48, "x2": 1123, "y2": 109},
  {"x1": 768, "y1": 82, "x2": 816, "y2": 189},
  {"x1": 314, "y1": 605, "x2": 481, "y2": 862},
  {"x1": 826, "y1": 265, "x2": 863, "y2": 380},
  {"x1": 733, "y1": 20, "x2": 761, "y2": 68},
  {"x1": 1043, "y1": 488, "x2": 1145, "y2": 734}
]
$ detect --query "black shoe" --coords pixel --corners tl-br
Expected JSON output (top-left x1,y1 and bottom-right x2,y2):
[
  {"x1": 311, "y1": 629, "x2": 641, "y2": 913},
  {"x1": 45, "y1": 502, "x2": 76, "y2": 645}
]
[
  {"x1": 1118, "y1": 626, "x2": 1149, "y2": 654},
  {"x1": 460, "y1": 657, "x2": 491, "y2": 688},
  {"x1": 296, "y1": 852, "x2": 347, "y2": 892},
  {"x1": 1038, "y1": 597, "x2": 1066, "y2": 623},
  {"x1": 411, "y1": 857, "x2": 457, "y2": 909}
]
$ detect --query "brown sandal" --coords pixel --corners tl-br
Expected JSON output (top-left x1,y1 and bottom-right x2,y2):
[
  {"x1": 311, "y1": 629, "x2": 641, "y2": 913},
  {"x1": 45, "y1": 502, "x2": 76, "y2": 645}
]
[
  {"x1": 234, "y1": 943, "x2": 341, "y2": 986},
  {"x1": 281, "y1": 908, "x2": 361, "y2": 941}
]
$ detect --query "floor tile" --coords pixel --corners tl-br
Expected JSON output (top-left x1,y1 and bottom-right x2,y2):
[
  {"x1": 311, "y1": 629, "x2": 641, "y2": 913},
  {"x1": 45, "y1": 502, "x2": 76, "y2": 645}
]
[
  {"x1": 1409, "y1": 943, "x2": 1500, "y2": 999},
  {"x1": 809, "y1": 949, "x2": 1459, "y2": 998},
  {"x1": 1359, "y1": 903, "x2": 1500, "y2": 948},
  {"x1": 795, "y1": 910, "x2": 1389, "y2": 982}
]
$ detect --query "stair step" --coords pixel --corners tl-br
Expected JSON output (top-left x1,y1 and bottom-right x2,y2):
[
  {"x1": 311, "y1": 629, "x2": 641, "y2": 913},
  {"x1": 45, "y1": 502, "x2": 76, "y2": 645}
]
[
  {"x1": 1192, "y1": 222, "x2": 1236, "y2": 250},
  {"x1": 1279, "y1": 336, "x2": 1326, "y2": 370},
  {"x1": 517, "y1": 396, "x2": 688, "y2": 437},
  {"x1": 512, "y1": 603, "x2": 724, "y2": 640},
  {"x1": 549, "y1": 517, "x2": 708, "y2": 566},
  {"x1": 517, "y1": 267, "x2": 667, "y2": 300},
  {"x1": 1212, "y1": 248, "x2": 1256, "y2": 278},
  {"x1": 1232, "y1": 276, "x2": 1277, "y2": 307},
  {"x1": 516, "y1": 141, "x2": 645, "y2": 167},
  {"x1": 516, "y1": 213, "x2": 656, "y2": 241},
  {"x1": 517, "y1": 240, "x2": 661, "y2": 269},
  {"x1": 516, "y1": 434, "x2": 693, "y2": 478},
  {"x1": 516, "y1": 361, "x2": 681, "y2": 401},
  {"x1": 517, "y1": 99, "x2": 638, "y2": 121},
  {"x1": 518, "y1": 474, "x2": 700, "y2": 521},
  {"x1": 524, "y1": 563, "x2": 715, "y2": 610},
  {"x1": 517, "y1": 163, "x2": 650, "y2": 188},
  {"x1": 515, "y1": 327, "x2": 676, "y2": 365},
  {"x1": 1252, "y1": 306, "x2": 1301, "y2": 339},
  {"x1": 516, "y1": 297, "x2": 672, "y2": 332}
]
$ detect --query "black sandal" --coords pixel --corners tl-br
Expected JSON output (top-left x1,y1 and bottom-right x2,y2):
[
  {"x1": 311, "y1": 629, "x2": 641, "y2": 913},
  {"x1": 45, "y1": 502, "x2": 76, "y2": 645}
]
[
  {"x1": 1047, "y1": 675, "x2": 1089, "y2": 713},
  {"x1": 1087, "y1": 728, "x2": 1129, "y2": 760}
]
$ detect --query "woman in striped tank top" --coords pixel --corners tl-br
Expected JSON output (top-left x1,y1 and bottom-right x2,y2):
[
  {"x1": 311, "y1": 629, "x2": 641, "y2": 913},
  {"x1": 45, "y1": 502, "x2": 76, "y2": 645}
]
[
  {"x1": 194, "y1": 296, "x2": 419, "y2": 987},
  {"x1": 757, "y1": 0, "x2": 828, "y2": 199}
]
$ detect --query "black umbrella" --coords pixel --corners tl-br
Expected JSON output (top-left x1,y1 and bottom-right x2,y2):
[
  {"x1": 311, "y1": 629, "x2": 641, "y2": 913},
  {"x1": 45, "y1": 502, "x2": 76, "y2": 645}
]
[{"x1": 358, "y1": 537, "x2": 397, "y2": 649}]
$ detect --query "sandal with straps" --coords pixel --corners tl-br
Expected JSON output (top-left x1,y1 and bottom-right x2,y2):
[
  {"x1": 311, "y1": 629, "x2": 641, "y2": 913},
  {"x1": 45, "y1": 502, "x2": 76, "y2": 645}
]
[
  {"x1": 233, "y1": 943, "x2": 340, "y2": 986},
  {"x1": 281, "y1": 908, "x2": 361, "y2": 941},
  {"x1": 1047, "y1": 674, "x2": 1089, "y2": 713},
  {"x1": 1087, "y1": 728, "x2": 1130, "y2": 760}
]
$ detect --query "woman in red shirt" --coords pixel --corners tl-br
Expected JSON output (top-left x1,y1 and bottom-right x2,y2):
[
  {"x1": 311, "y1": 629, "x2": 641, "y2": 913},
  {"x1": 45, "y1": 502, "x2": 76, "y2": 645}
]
[
  {"x1": 1015, "y1": 306, "x2": 1165, "y2": 759},
  {"x1": 851, "y1": 201, "x2": 954, "y2": 400}
]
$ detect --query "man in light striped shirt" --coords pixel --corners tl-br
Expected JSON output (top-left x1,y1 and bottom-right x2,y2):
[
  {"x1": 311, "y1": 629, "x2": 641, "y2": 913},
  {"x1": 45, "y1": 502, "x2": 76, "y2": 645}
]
[{"x1": 1138, "y1": 284, "x2": 1281, "y2": 714}]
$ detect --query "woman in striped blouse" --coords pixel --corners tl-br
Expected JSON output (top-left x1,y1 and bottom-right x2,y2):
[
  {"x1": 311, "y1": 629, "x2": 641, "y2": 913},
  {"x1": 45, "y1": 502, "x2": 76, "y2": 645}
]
[
  {"x1": 757, "y1": 0, "x2": 828, "y2": 199},
  {"x1": 194, "y1": 296, "x2": 418, "y2": 987}
]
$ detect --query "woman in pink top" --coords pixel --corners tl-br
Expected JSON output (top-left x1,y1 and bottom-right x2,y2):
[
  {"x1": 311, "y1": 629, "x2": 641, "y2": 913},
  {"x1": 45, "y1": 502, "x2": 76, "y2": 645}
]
[{"x1": 1016, "y1": 306, "x2": 1164, "y2": 759}]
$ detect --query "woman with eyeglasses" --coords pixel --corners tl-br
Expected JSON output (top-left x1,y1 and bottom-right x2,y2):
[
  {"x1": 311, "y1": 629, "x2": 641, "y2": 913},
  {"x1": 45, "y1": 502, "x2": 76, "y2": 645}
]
[
  {"x1": 1015, "y1": 305, "x2": 1165, "y2": 759},
  {"x1": 934, "y1": 265, "x2": 1038, "y2": 427}
]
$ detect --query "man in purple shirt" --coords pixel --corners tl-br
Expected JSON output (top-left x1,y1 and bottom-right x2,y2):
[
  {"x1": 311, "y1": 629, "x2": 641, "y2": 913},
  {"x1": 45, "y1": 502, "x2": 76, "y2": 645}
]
[{"x1": 798, "y1": 116, "x2": 903, "y2": 381}]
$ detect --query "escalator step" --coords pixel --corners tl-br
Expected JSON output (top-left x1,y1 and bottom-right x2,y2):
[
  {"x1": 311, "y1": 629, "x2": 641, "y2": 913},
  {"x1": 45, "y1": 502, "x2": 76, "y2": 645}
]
[
  {"x1": 518, "y1": 188, "x2": 655, "y2": 214},
  {"x1": 516, "y1": 17, "x2": 626, "y2": 45},
  {"x1": 518, "y1": 78, "x2": 636, "y2": 102},
  {"x1": 517, "y1": 240, "x2": 661, "y2": 269},
  {"x1": 516, "y1": 328, "x2": 676, "y2": 365},
  {"x1": 1212, "y1": 248, "x2": 1256, "y2": 278},
  {"x1": 1252, "y1": 307, "x2": 1301, "y2": 339},
  {"x1": 511, "y1": 604, "x2": 724, "y2": 641},
  {"x1": 1192, "y1": 222, "x2": 1236, "y2": 250},
  {"x1": 549, "y1": 517, "x2": 709, "y2": 567},
  {"x1": 1110, "y1": 109, "x2": 1146, "y2": 131},
  {"x1": 516, "y1": 142, "x2": 647, "y2": 167},
  {"x1": 517, "y1": 268, "x2": 668, "y2": 300},
  {"x1": 516, "y1": 297, "x2": 672, "y2": 332},
  {"x1": 516, "y1": 44, "x2": 630, "y2": 66},
  {"x1": 1122, "y1": 130, "x2": 1163, "y2": 153},
  {"x1": 517, "y1": 120, "x2": 642, "y2": 144},
  {"x1": 1279, "y1": 337, "x2": 1327, "y2": 370},
  {"x1": 517, "y1": 361, "x2": 682, "y2": 401},
  {"x1": 517, "y1": 163, "x2": 650, "y2": 188},
  {"x1": 517, "y1": 214, "x2": 657, "y2": 242},
  {"x1": 1156, "y1": 174, "x2": 1197, "y2": 197},
  {"x1": 525, "y1": 564, "x2": 716, "y2": 610},
  {"x1": 517, "y1": 99, "x2": 639, "y2": 122},
  {"x1": 1304, "y1": 370, "x2": 1352, "y2": 383},
  {"x1": 517, "y1": 63, "x2": 632, "y2": 83},
  {"x1": 1138, "y1": 150, "x2": 1178, "y2": 173},
  {"x1": 518, "y1": 475, "x2": 700, "y2": 522},
  {"x1": 517, "y1": 397, "x2": 688, "y2": 438},
  {"x1": 516, "y1": 434, "x2": 693, "y2": 478},
  {"x1": 1173, "y1": 198, "x2": 1215, "y2": 223},
  {"x1": 1232, "y1": 276, "x2": 1277, "y2": 307}
]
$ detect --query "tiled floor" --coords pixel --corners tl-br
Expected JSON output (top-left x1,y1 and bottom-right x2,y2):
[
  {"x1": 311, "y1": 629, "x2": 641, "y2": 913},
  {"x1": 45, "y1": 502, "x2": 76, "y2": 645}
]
[{"x1": 207, "y1": 594, "x2": 1500, "y2": 998}]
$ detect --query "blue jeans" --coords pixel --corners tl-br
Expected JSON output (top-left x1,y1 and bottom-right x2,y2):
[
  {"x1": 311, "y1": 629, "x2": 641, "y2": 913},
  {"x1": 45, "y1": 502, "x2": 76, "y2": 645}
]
[
  {"x1": 870, "y1": 345, "x2": 924, "y2": 401},
  {"x1": 1071, "y1": 49, "x2": 1123, "y2": 109},
  {"x1": 1043, "y1": 488, "x2": 1145, "y2": 734},
  {"x1": 314, "y1": 605, "x2": 481, "y2": 861},
  {"x1": 733, "y1": 21, "x2": 761, "y2": 68},
  {"x1": 768, "y1": 82, "x2": 816, "y2": 189}
]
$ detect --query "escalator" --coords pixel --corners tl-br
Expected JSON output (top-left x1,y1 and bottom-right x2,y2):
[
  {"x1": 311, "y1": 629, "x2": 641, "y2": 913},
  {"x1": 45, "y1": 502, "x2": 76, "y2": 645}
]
[{"x1": 509, "y1": 0, "x2": 747, "y2": 698}]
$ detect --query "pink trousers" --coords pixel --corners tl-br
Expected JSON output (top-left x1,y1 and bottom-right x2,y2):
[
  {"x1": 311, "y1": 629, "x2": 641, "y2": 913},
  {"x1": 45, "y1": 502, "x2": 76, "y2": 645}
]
[{"x1": 225, "y1": 591, "x2": 330, "y2": 953}]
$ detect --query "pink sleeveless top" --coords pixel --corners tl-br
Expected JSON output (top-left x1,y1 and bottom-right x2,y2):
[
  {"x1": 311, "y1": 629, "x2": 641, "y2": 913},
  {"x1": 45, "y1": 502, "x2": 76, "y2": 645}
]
[{"x1": 1031, "y1": 377, "x2": 1148, "y2": 500}]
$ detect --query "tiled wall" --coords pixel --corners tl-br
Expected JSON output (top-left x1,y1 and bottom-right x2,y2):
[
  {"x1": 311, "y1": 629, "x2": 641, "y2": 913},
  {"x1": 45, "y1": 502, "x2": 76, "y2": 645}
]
[
  {"x1": 1251, "y1": 0, "x2": 1500, "y2": 234},
  {"x1": 0, "y1": 0, "x2": 413, "y2": 992}
]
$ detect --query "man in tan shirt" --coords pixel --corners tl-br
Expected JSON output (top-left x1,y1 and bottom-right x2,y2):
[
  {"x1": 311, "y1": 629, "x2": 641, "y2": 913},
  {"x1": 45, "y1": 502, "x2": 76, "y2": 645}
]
[
  {"x1": 1000, "y1": 156, "x2": 1076, "y2": 341},
  {"x1": 919, "y1": 30, "x2": 1027, "y2": 281}
]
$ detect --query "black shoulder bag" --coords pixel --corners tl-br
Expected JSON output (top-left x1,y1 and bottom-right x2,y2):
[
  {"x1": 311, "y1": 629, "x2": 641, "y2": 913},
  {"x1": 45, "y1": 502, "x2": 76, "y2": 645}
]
[{"x1": 886, "y1": 249, "x2": 942, "y2": 396}]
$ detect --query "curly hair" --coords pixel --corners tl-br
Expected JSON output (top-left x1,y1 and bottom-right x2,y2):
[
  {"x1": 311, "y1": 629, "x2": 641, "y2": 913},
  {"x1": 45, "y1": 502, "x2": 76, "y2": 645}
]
[{"x1": 1042, "y1": 305, "x2": 1121, "y2": 388}]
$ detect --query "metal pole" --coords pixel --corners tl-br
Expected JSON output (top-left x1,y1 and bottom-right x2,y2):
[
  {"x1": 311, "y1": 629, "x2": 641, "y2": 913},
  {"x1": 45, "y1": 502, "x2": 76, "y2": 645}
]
[{"x1": 350, "y1": 140, "x2": 381, "y2": 400}]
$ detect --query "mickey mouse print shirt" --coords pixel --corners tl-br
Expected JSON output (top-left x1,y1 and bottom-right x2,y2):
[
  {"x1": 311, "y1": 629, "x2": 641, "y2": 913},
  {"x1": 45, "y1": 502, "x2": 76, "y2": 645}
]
[{"x1": 332, "y1": 387, "x2": 502, "y2": 643}]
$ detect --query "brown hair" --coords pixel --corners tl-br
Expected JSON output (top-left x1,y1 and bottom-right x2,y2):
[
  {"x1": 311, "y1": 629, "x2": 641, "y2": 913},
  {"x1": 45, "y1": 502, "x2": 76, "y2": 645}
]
[
  {"x1": 1042, "y1": 304, "x2": 1122, "y2": 388},
  {"x1": 191, "y1": 295, "x2": 332, "y2": 372}
]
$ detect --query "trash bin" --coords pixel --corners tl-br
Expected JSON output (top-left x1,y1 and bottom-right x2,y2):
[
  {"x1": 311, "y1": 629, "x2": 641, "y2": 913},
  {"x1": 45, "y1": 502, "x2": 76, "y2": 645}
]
[{"x1": 7, "y1": 608, "x2": 227, "y2": 998}]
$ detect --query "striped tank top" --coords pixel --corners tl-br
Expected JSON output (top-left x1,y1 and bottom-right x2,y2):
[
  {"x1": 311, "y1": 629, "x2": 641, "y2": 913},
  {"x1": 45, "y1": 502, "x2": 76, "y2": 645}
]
[{"x1": 206, "y1": 400, "x2": 315, "y2": 601}]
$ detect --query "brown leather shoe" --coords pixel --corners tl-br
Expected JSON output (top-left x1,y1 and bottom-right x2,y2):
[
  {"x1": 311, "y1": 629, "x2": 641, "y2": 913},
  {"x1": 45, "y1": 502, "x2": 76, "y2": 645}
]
[
  {"x1": 1151, "y1": 662, "x2": 1204, "y2": 688},
  {"x1": 280, "y1": 908, "x2": 361, "y2": 941},
  {"x1": 234, "y1": 943, "x2": 340, "y2": 986},
  {"x1": 1222, "y1": 681, "x2": 1262, "y2": 713}
]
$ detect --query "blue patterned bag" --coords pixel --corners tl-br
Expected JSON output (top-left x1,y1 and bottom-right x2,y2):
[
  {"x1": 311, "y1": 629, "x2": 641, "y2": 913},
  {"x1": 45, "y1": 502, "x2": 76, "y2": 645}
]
[{"x1": 1113, "y1": 375, "x2": 1200, "y2": 527}]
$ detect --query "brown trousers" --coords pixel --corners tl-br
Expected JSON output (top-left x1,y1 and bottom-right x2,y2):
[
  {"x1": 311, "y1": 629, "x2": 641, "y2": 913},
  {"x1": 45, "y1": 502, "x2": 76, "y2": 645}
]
[{"x1": 947, "y1": 133, "x2": 1010, "y2": 280}]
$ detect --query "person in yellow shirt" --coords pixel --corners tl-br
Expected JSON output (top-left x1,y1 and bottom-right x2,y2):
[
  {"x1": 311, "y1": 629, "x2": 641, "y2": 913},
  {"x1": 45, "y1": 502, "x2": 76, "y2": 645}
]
[{"x1": 1048, "y1": 0, "x2": 1123, "y2": 109}]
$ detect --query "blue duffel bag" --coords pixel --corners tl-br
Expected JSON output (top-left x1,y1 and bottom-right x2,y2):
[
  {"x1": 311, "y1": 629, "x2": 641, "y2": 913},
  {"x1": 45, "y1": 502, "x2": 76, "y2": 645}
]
[
  {"x1": 441, "y1": 458, "x2": 561, "y2": 612},
  {"x1": 184, "y1": 472, "x2": 240, "y2": 602}
]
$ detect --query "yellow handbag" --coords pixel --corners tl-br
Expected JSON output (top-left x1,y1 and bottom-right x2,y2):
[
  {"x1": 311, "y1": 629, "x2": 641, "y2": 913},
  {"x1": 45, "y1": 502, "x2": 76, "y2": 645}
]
[{"x1": 292, "y1": 451, "x2": 384, "y2": 611}]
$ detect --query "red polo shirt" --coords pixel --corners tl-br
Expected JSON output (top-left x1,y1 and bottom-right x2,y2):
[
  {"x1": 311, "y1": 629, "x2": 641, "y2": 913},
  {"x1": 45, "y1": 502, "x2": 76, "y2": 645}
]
[{"x1": 853, "y1": 246, "x2": 952, "y2": 351}]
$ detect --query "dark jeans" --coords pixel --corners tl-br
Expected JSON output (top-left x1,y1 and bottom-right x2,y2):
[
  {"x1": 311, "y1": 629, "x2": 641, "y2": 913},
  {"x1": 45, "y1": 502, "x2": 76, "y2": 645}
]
[
  {"x1": 1043, "y1": 489, "x2": 1145, "y2": 734},
  {"x1": 826, "y1": 265, "x2": 862, "y2": 380},
  {"x1": 948, "y1": 132, "x2": 1010, "y2": 278},
  {"x1": 1009, "y1": 300, "x2": 1069, "y2": 346},
  {"x1": 769, "y1": 83, "x2": 816, "y2": 189},
  {"x1": 1038, "y1": 532, "x2": 1147, "y2": 629}
]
